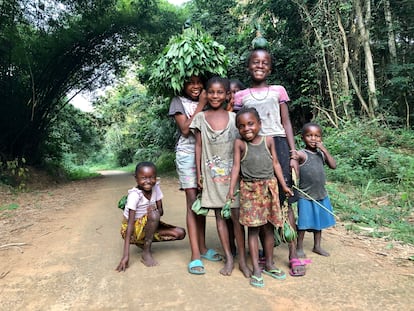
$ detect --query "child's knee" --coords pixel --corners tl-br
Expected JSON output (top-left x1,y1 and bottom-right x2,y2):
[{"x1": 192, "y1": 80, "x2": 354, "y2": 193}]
[
  {"x1": 176, "y1": 227, "x2": 186, "y2": 240},
  {"x1": 147, "y1": 208, "x2": 161, "y2": 222}
]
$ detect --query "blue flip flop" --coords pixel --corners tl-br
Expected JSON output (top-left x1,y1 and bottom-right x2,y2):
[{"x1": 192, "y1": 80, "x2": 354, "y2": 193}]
[
  {"x1": 262, "y1": 268, "x2": 286, "y2": 280},
  {"x1": 201, "y1": 249, "x2": 222, "y2": 262},
  {"x1": 188, "y1": 259, "x2": 205, "y2": 275},
  {"x1": 250, "y1": 275, "x2": 264, "y2": 288}
]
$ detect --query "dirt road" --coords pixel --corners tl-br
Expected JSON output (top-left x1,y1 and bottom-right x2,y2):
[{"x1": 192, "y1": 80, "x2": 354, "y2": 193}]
[{"x1": 0, "y1": 171, "x2": 413, "y2": 310}]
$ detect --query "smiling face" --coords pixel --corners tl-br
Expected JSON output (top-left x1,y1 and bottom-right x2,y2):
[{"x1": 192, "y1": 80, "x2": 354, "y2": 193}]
[
  {"x1": 247, "y1": 49, "x2": 272, "y2": 85},
  {"x1": 207, "y1": 81, "x2": 228, "y2": 109},
  {"x1": 135, "y1": 165, "x2": 157, "y2": 193},
  {"x1": 183, "y1": 75, "x2": 203, "y2": 100},
  {"x1": 302, "y1": 124, "x2": 322, "y2": 151},
  {"x1": 236, "y1": 111, "x2": 261, "y2": 142}
]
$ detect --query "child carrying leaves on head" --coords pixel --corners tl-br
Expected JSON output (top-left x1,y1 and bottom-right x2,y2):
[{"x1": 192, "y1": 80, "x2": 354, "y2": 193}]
[
  {"x1": 115, "y1": 162, "x2": 185, "y2": 272},
  {"x1": 228, "y1": 107, "x2": 293, "y2": 288}
]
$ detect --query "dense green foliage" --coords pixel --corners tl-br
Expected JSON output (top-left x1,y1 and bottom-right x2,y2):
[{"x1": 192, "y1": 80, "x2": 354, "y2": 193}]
[
  {"x1": 150, "y1": 26, "x2": 228, "y2": 97},
  {"x1": 319, "y1": 121, "x2": 414, "y2": 243},
  {"x1": 0, "y1": 0, "x2": 183, "y2": 164}
]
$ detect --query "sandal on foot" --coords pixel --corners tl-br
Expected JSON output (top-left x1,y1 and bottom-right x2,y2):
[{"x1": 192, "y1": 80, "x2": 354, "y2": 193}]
[
  {"x1": 250, "y1": 275, "x2": 264, "y2": 288},
  {"x1": 201, "y1": 249, "x2": 222, "y2": 262},
  {"x1": 262, "y1": 268, "x2": 286, "y2": 280},
  {"x1": 289, "y1": 258, "x2": 311, "y2": 277},
  {"x1": 188, "y1": 259, "x2": 205, "y2": 275}
]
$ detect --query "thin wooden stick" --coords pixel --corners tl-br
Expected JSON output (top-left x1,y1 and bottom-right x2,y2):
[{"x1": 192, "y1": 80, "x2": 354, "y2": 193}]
[
  {"x1": 293, "y1": 185, "x2": 339, "y2": 219},
  {"x1": 0, "y1": 242, "x2": 27, "y2": 249}
]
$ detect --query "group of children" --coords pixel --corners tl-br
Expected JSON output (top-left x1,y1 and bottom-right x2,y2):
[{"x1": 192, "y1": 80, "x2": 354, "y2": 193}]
[{"x1": 115, "y1": 48, "x2": 337, "y2": 288}]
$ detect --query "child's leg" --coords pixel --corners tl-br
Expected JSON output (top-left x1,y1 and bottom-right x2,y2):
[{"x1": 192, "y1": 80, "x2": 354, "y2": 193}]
[
  {"x1": 226, "y1": 218, "x2": 236, "y2": 257},
  {"x1": 296, "y1": 230, "x2": 306, "y2": 258},
  {"x1": 248, "y1": 226, "x2": 261, "y2": 277},
  {"x1": 313, "y1": 230, "x2": 330, "y2": 256},
  {"x1": 231, "y1": 208, "x2": 251, "y2": 278},
  {"x1": 185, "y1": 188, "x2": 205, "y2": 262},
  {"x1": 141, "y1": 207, "x2": 161, "y2": 267},
  {"x1": 197, "y1": 212, "x2": 208, "y2": 255},
  {"x1": 214, "y1": 209, "x2": 234, "y2": 276},
  {"x1": 157, "y1": 222, "x2": 186, "y2": 241},
  {"x1": 261, "y1": 223, "x2": 285, "y2": 279}
]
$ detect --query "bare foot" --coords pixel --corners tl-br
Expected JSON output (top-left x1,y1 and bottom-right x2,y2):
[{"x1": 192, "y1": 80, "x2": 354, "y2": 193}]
[
  {"x1": 297, "y1": 248, "x2": 307, "y2": 258},
  {"x1": 141, "y1": 251, "x2": 158, "y2": 267},
  {"x1": 219, "y1": 257, "x2": 234, "y2": 276},
  {"x1": 239, "y1": 263, "x2": 252, "y2": 278},
  {"x1": 313, "y1": 246, "x2": 330, "y2": 256}
]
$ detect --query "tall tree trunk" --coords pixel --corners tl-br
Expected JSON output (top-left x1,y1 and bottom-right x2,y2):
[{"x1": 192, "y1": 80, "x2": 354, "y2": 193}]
[
  {"x1": 292, "y1": 0, "x2": 339, "y2": 126},
  {"x1": 337, "y1": 11, "x2": 351, "y2": 118},
  {"x1": 384, "y1": 0, "x2": 397, "y2": 63},
  {"x1": 354, "y1": 0, "x2": 378, "y2": 116}
]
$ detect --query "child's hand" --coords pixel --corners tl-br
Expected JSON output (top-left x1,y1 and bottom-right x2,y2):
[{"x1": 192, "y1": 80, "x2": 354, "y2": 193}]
[
  {"x1": 316, "y1": 141, "x2": 327, "y2": 152},
  {"x1": 115, "y1": 255, "x2": 129, "y2": 272},
  {"x1": 283, "y1": 187, "x2": 294, "y2": 197},
  {"x1": 197, "y1": 176, "x2": 203, "y2": 190}
]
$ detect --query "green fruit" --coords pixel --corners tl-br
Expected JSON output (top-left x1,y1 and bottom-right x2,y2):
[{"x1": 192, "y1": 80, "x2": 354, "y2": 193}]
[
  {"x1": 251, "y1": 36, "x2": 268, "y2": 49},
  {"x1": 221, "y1": 199, "x2": 232, "y2": 219},
  {"x1": 191, "y1": 195, "x2": 209, "y2": 216},
  {"x1": 118, "y1": 195, "x2": 128, "y2": 210},
  {"x1": 282, "y1": 221, "x2": 297, "y2": 243}
]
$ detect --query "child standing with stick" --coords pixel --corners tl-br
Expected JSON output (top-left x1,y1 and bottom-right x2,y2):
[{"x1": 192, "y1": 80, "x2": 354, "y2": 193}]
[
  {"x1": 228, "y1": 107, "x2": 293, "y2": 288},
  {"x1": 191, "y1": 77, "x2": 249, "y2": 276},
  {"x1": 295, "y1": 123, "x2": 336, "y2": 258}
]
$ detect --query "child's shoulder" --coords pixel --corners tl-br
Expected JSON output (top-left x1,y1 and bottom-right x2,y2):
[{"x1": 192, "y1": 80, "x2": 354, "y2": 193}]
[{"x1": 128, "y1": 187, "x2": 143, "y2": 196}]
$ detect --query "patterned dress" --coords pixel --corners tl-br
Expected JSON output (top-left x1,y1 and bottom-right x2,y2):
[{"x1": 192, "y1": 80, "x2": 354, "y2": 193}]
[
  {"x1": 190, "y1": 111, "x2": 239, "y2": 208},
  {"x1": 239, "y1": 136, "x2": 282, "y2": 227}
]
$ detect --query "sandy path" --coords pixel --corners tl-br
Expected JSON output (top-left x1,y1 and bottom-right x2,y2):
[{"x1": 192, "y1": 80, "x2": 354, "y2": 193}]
[{"x1": 0, "y1": 172, "x2": 413, "y2": 310}]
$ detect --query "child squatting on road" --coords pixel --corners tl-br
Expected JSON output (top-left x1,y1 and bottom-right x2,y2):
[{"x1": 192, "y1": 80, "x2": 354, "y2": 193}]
[{"x1": 115, "y1": 162, "x2": 185, "y2": 272}]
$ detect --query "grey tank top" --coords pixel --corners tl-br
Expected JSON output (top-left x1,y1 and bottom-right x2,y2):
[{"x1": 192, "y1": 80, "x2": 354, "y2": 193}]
[
  {"x1": 298, "y1": 149, "x2": 327, "y2": 200},
  {"x1": 241, "y1": 136, "x2": 274, "y2": 180}
]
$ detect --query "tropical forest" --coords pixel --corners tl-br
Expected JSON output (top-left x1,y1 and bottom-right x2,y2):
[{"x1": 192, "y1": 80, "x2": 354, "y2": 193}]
[{"x1": 1, "y1": 0, "x2": 413, "y2": 246}]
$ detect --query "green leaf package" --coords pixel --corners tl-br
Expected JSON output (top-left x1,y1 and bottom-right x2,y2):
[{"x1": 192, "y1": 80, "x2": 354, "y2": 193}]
[{"x1": 150, "y1": 27, "x2": 228, "y2": 97}]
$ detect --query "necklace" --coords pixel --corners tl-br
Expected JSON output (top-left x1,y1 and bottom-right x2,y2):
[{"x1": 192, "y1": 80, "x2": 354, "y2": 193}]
[{"x1": 249, "y1": 87, "x2": 270, "y2": 101}]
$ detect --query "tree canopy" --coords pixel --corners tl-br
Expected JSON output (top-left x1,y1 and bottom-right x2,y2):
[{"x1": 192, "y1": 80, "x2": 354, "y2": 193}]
[
  {"x1": 0, "y1": 0, "x2": 413, "y2": 166},
  {"x1": 0, "y1": 0, "x2": 184, "y2": 163}
]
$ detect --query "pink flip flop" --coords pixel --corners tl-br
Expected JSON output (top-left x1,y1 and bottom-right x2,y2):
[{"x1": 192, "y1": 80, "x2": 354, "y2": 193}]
[{"x1": 289, "y1": 258, "x2": 311, "y2": 277}]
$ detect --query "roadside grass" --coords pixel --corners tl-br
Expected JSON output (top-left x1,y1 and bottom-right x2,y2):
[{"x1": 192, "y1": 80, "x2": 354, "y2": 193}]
[{"x1": 313, "y1": 120, "x2": 414, "y2": 245}]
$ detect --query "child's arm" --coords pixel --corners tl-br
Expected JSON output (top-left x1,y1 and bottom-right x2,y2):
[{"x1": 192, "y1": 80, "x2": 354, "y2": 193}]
[
  {"x1": 174, "y1": 91, "x2": 207, "y2": 137},
  {"x1": 115, "y1": 209, "x2": 135, "y2": 272},
  {"x1": 268, "y1": 136, "x2": 294, "y2": 197},
  {"x1": 156, "y1": 199, "x2": 164, "y2": 216},
  {"x1": 280, "y1": 103, "x2": 299, "y2": 174},
  {"x1": 316, "y1": 142, "x2": 336, "y2": 169},
  {"x1": 227, "y1": 138, "x2": 242, "y2": 200},
  {"x1": 194, "y1": 129, "x2": 203, "y2": 189}
]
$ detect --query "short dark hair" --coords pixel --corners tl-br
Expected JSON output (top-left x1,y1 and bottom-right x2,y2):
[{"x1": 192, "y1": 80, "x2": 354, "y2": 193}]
[
  {"x1": 206, "y1": 76, "x2": 230, "y2": 92},
  {"x1": 230, "y1": 79, "x2": 246, "y2": 90},
  {"x1": 301, "y1": 122, "x2": 322, "y2": 135},
  {"x1": 236, "y1": 107, "x2": 261, "y2": 127},
  {"x1": 135, "y1": 161, "x2": 157, "y2": 175}
]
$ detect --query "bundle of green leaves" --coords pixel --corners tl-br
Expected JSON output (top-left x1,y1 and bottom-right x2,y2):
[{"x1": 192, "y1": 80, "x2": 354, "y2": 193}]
[{"x1": 150, "y1": 27, "x2": 228, "y2": 97}]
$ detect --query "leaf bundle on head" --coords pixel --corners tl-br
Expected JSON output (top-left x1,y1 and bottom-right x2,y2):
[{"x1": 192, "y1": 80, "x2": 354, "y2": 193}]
[{"x1": 150, "y1": 27, "x2": 228, "y2": 97}]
